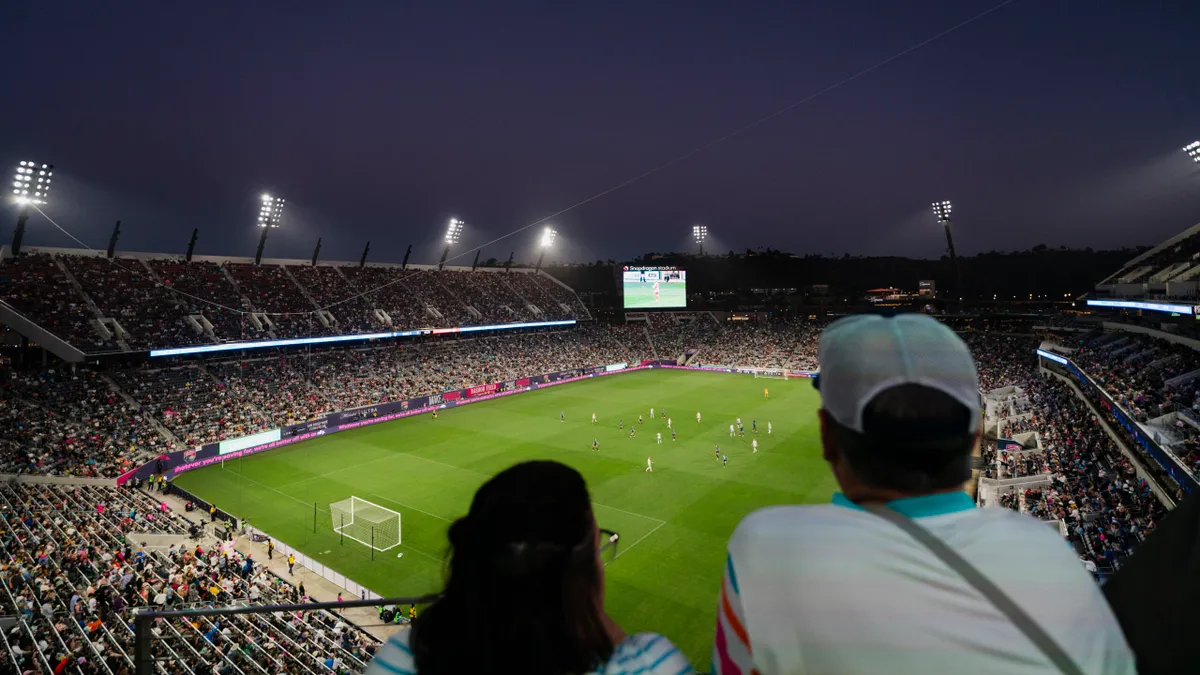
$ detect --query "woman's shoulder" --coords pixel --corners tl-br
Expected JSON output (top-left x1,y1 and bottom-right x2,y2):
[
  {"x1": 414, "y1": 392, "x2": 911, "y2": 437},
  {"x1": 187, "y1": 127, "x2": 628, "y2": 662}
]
[
  {"x1": 599, "y1": 632, "x2": 693, "y2": 675},
  {"x1": 365, "y1": 629, "x2": 414, "y2": 675}
]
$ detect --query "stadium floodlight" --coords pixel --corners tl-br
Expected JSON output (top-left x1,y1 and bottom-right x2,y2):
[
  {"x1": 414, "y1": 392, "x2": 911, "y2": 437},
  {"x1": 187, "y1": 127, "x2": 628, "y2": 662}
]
[
  {"x1": 693, "y1": 224, "x2": 708, "y2": 255},
  {"x1": 445, "y1": 217, "x2": 464, "y2": 244},
  {"x1": 257, "y1": 193, "x2": 285, "y2": 228},
  {"x1": 1185, "y1": 141, "x2": 1200, "y2": 164},
  {"x1": 932, "y1": 200, "x2": 952, "y2": 222},
  {"x1": 9, "y1": 160, "x2": 53, "y2": 256},
  {"x1": 10, "y1": 160, "x2": 53, "y2": 206},
  {"x1": 439, "y1": 217, "x2": 465, "y2": 270},
  {"x1": 931, "y1": 199, "x2": 963, "y2": 308},
  {"x1": 536, "y1": 225, "x2": 557, "y2": 271},
  {"x1": 254, "y1": 192, "x2": 285, "y2": 265}
]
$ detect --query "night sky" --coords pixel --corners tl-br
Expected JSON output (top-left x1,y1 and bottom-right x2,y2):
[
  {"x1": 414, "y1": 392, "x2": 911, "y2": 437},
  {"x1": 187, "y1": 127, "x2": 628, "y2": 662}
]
[{"x1": 3, "y1": 1, "x2": 1200, "y2": 267}]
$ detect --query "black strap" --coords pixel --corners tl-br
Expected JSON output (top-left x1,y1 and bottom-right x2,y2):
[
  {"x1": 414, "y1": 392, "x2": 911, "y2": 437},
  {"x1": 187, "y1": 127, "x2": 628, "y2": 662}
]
[{"x1": 863, "y1": 504, "x2": 1087, "y2": 675}]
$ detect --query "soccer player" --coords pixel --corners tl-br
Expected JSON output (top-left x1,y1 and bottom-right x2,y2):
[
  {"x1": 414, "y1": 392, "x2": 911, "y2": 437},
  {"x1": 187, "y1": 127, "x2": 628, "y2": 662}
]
[
  {"x1": 671, "y1": 428, "x2": 677, "y2": 441},
  {"x1": 715, "y1": 445, "x2": 721, "y2": 460},
  {"x1": 667, "y1": 417, "x2": 672, "y2": 429},
  {"x1": 696, "y1": 411, "x2": 702, "y2": 423},
  {"x1": 764, "y1": 387, "x2": 769, "y2": 399},
  {"x1": 722, "y1": 453, "x2": 728, "y2": 468},
  {"x1": 738, "y1": 423, "x2": 745, "y2": 437},
  {"x1": 656, "y1": 432, "x2": 662, "y2": 444},
  {"x1": 752, "y1": 420, "x2": 757, "y2": 433},
  {"x1": 620, "y1": 419, "x2": 624, "y2": 430},
  {"x1": 752, "y1": 439, "x2": 758, "y2": 453},
  {"x1": 661, "y1": 408, "x2": 666, "y2": 419},
  {"x1": 729, "y1": 424, "x2": 735, "y2": 438},
  {"x1": 432, "y1": 410, "x2": 438, "y2": 420},
  {"x1": 560, "y1": 411, "x2": 565, "y2": 423},
  {"x1": 645, "y1": 457, "x2": 653, "y2": 472},
  {"x1": 768, "y1": 421, "x2": 773, "y2": 434},
  {"x1": 591, "y1": 413, "x2": 597, "y2": 424},
  {"x1": 638, "y1": 415, "x2": 644, "y2": 425},
  {"x1": 630, "y1": 428, "x2": 636, "y2": 439},
  {"x1": 653, "y1": 281, "x2": 660, "y2": 302},
  {"x1": 592, "y1": 439, "x2": 599, "y2": 452},
  {"x1": 736, "y1": 417, "x2": 742, "y2": 428},
  {"x1": 651, "y1": 407, "x2": 655, "y2": 419}
]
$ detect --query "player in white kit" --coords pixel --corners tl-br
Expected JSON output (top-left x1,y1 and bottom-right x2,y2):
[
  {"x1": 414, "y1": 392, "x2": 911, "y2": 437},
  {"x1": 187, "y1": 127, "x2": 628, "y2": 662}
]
[
  {"x1": 767, "y1": 421, "x2": 772, "y2": 434},
  {"x1": 645, "y1": 457, "x2": 653, "y2": 472},
  {"x1": 591, "y1": 413, "x2": 597, "y2": 424},
  {"x1": 656, "y1": 432, "x2": 662, "y2": 444},
  {"x1": 729, "y1": 424, "x2": 735, "y2": 438},
  {"x1": 696, "y1": 411, "x2": 702, "y2": 423},
  {"x1": 667, "y1": 418, "x2": 672, "y2": 429},
  {"x1": 752, "y1": 439, "x2": 758, "y2": 453},
  {"x1": 650, "y1": 407, "x2": 654, "y2": 419}
]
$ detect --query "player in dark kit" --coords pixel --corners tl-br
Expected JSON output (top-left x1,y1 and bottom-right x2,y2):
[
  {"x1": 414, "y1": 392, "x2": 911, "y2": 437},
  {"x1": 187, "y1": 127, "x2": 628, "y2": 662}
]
[{"x1": 592, "y1": 439, "x2": 599, "y2": 452}]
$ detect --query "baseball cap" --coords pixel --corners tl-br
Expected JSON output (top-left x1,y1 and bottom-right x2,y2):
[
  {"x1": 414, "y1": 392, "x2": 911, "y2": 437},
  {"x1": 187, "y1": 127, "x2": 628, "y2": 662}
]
[{"x1": 813, "y1": 313, "x2": 980, "y2": 434}]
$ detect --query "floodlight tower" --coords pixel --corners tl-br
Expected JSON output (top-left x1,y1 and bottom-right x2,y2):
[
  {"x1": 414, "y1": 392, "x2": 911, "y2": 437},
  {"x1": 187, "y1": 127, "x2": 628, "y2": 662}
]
[
  {"x1": 254, "y1": 193, "x2": 285, "y2": 265},
  {"x1": 439, "y1": 218, "x2": 464, "y2": 270},
  {"x1": 1185, "y1": 140, "x2": 1200, "y2": 164},
  {"x1": 9, "y1": 161, "x2": 53, "y2": 256},
  {"x1": 932, "y1": 200, "x2": 964, "y2": 308},
  {"x1": 693, "y1": 224, "x2": 708, "y2": 256},
  {"x1": 535, "y1": 226, "x2": 557, "y2": 271}
]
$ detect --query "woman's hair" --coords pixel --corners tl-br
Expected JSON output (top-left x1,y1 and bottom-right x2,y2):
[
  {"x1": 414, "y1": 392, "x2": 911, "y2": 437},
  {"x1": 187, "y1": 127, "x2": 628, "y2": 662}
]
[{"x1": 410, "y1": 460, "x2": 612, "y2": 675}]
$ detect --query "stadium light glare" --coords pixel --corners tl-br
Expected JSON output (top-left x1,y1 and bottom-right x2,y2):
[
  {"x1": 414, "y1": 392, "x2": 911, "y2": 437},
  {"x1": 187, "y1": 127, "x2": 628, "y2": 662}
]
[
  {"x1": 693, "y1": 224, "x2": 708, "y2": 243},
  {"x1": 445, "y1": 218, "x2": 465, "y2": 244},
  {"x1": 1185, "y1": 140, "x2": 1200, "y2": 164},
  {"x1": 10, "y1": 160, "x2": 53, "y2": 205},
  {"x1": 257, "y1": 194, "x2": 285, "y2": 228},
  {"x1": 541, "y1": 226, "x2": 557, "y2": 248},
  {"x1": 932, "y1": 200, "x2": 952, "y2": 222}
]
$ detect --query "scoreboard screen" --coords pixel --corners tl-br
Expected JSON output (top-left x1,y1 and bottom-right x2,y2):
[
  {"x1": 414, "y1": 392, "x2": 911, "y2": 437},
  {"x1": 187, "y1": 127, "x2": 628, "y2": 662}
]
[{"x1": 622, "y1": 266, "x2": 687, "y2": 309}]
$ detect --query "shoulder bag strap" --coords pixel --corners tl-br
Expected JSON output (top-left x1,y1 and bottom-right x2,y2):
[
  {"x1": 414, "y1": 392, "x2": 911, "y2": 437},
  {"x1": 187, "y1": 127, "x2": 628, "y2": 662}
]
[{"x1": 862, "y1": 503, "x2": 1087, "y2": 675}]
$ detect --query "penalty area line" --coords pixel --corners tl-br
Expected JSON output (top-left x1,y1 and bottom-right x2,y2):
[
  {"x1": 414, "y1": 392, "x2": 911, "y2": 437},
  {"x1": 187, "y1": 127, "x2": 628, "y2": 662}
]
[{"x1": 610, "y1": 520, "x2": 666, "y2": 562}]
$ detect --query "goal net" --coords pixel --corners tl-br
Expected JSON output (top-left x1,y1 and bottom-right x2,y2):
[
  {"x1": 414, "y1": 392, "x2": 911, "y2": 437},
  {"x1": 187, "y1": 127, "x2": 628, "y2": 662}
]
[
  {"x1": 751, "y1": 368, "x2": 789, "y2": 380},
  {"x1": 330, "y1": 496, "x2": 401, "y2": 552}
]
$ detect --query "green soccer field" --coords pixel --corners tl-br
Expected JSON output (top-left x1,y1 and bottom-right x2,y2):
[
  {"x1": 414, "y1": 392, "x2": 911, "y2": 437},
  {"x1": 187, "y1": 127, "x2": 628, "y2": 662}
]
[
  {"x1": 173, "y1": 369, "x2": 831, "y2": 665},
  {"x1": 623, "y1": 281, "x2": 688, "y2": 308}
]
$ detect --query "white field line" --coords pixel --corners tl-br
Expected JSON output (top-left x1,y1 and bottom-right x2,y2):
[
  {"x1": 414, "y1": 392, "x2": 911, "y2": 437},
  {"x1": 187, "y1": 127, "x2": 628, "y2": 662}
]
[{"x1": 611, "y1": 520, "x2": 667, "y2": 562}]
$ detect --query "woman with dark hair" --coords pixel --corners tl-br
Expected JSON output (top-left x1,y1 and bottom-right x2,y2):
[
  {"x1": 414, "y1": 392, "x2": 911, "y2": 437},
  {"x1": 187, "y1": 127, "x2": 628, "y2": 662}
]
[{"x1": 366, "y1": 460, "x2": 693, "y2": 675}]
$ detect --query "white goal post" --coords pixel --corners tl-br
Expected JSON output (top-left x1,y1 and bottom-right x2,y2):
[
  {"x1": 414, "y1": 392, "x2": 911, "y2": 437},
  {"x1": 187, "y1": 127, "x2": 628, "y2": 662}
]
[
  {"x1": 751, "y1": 368, "x2": 789, "y2": 380},
  {"x1": 330, "y1": 496, "x2": 401, "y2": 552}
]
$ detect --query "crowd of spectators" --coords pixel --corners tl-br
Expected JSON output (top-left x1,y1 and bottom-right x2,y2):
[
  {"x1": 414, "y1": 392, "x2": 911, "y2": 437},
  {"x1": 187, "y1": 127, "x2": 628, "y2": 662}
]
[
  {"x1": 0, "y1": 254, "x2": 115, "y2": 352},
  {"x1": 2, "y1": 251, "x2": 593, "y2": 352},
  {"x1": 1072, "y1": 332, "x2": 1200, "y2": 422},
  {"x1": 0, "y1": 482, "x2": 379, "y2": 675},
  {"x1": 0, "y1": 368, "x2": 164, "y2": 477},
  {"x1": 974, "y1": 346, "x2": 1167, "y2": 575}
]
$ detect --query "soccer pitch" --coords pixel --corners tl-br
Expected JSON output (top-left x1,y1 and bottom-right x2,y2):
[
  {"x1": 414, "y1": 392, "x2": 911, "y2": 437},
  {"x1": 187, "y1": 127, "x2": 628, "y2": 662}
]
[
  {"x1": 173, "y1": 369, "x2": 831, "y2": 665},
  {"x1": 623, "y1": 281, "x2": 688, "y2": 308}
]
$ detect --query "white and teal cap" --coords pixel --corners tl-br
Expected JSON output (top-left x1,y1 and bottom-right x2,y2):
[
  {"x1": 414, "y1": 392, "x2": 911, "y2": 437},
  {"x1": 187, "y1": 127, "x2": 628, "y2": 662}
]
[{"x1": 814, "y1": 313, "x2": 980, "y2": 434}]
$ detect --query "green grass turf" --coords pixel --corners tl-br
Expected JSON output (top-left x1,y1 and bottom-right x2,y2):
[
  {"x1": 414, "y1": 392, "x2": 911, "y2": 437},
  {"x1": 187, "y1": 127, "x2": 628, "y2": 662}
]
[
  {"x1": 173, "y1": 368, "x2": 832, "y2": 665},
  {"x1": 622, "y1": 281, "x2": 687, "y2": 308}
]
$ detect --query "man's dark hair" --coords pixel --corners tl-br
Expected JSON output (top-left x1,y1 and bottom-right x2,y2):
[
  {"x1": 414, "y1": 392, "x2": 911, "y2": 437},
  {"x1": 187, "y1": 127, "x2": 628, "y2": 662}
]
[{"x1": 829, "y1": 384, "x2": 975, "y2": 493}]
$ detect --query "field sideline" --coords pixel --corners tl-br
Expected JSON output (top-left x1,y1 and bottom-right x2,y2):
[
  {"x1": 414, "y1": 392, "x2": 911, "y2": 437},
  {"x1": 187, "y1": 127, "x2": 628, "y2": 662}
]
[{"x1": 173, "y1": 368, "x2": 831, "y2": 664}]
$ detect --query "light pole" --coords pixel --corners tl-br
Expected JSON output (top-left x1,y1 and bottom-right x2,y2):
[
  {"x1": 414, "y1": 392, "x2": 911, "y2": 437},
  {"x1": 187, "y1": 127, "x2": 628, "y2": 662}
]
[
  {"x1": 9, "y1": 160, "x2": 53, "y2": 256},
  {"x1": 254, "y1": 193, "x2": 285, "y2": 265},
  {"x1": 932, "y1": 200, "x2": 964, "y2": 309},
  {"x1": 1185, "y1": 140, "x2": 1200, "y2": 164},
  {"x1": 693, "y1": 224, "x2": 707, "y2": 256},
  {"x1": 439, "y1": 218, "x2": 464, "y2": 270},
  {"x1": 535, "y1": 226, "x2": 556, "y2": 271}
]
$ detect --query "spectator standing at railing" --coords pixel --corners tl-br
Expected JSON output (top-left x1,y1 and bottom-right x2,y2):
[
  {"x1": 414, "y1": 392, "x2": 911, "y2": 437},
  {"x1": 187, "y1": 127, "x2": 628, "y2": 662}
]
[
  {"x1": 367, "y1": 460, "x2": 693, "y2": 675},
  {"x1": 714, "y1": 314, "x2": 1134, "y2": 675}
]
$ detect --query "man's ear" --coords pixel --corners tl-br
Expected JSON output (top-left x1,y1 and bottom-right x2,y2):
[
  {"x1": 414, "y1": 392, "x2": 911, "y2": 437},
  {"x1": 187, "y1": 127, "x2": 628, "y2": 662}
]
[{"x1": 818, "y1": 408, "x2": 837, "y2": 465}]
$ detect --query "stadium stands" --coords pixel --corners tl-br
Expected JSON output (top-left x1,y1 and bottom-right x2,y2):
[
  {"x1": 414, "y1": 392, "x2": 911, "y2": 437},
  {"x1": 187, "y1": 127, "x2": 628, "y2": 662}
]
[
  {"x1": 0, "y1": 481, "x2": 380, "y2": 674},
  {"x1": 0, "y1": 249, "x2": 592, "y2": 355}
]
